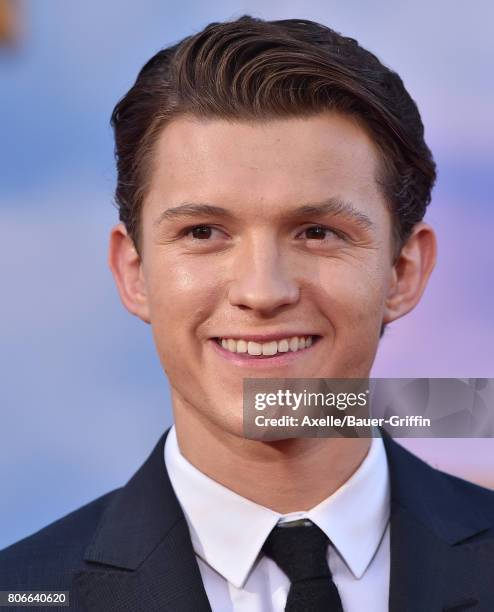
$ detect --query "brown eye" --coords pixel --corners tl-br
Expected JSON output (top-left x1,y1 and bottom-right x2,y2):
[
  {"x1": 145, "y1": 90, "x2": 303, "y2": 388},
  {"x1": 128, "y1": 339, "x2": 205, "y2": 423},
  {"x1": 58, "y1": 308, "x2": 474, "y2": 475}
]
[
  {"x1": 190, "y1": 225, "x2": 212, "y2": 239},
  {"x1": 305, "y1": 226, "x2": 329, "y2": 239}
]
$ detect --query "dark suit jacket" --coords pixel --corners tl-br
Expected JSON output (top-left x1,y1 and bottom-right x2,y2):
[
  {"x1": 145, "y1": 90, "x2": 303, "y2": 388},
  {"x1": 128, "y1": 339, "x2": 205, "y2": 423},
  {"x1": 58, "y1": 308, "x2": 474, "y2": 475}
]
[{"x1": 1, "y1": 429, "x2": 494, "y2": 612}]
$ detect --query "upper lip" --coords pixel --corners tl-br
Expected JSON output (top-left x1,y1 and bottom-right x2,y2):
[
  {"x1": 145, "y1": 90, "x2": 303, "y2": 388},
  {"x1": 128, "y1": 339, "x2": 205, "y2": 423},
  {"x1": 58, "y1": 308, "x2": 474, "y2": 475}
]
[{"x1": 212, "y1": 333, "x2": 319, "y2": 342}]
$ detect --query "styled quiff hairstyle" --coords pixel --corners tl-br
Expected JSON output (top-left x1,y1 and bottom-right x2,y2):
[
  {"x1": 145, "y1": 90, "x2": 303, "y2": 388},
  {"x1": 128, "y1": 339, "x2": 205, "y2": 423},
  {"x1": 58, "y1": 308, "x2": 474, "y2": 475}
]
[{"x1": 111, "y1": 15, "x2": 436, "y2": 256}]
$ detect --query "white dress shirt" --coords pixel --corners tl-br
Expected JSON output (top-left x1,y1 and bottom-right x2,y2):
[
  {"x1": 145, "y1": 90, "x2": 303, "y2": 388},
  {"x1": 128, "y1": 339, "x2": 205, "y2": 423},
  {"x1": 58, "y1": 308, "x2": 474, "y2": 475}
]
[{"x1": 164, "y1": 426, "x2": 390, "y2": 612}]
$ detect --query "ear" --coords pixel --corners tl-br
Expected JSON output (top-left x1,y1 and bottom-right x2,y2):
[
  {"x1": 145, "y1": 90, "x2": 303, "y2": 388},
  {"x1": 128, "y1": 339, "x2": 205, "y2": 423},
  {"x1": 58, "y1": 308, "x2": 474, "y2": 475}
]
[
  {"x1": 383, "y1": 222, "x2": 437, "y2": 324},
  {"x1": 108, "y1": 223, "x2": 151, "y2": 324}
]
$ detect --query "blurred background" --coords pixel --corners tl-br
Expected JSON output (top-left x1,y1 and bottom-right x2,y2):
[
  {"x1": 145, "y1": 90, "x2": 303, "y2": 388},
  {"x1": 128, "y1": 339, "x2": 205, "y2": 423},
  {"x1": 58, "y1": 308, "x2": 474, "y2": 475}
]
[{"x1": 1, "y1": 0, "x2": 493, "y2": 550}]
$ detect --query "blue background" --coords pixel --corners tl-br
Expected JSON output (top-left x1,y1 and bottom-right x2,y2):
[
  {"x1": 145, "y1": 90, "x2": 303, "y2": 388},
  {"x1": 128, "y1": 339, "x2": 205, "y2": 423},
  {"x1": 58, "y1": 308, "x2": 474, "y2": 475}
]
[{"x1": 1, "y1": 0, "x2": 493, "y2": 549}]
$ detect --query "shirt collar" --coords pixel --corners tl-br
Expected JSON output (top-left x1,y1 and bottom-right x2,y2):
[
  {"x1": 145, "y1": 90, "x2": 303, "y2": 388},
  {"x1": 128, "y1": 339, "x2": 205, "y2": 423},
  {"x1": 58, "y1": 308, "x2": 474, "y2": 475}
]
[
  {"x1": 304, "y1": 430, "x2": 390, "y2": 578},
  {"x1": 164, "y1": 426, "x2": 390, "y2": 587}
]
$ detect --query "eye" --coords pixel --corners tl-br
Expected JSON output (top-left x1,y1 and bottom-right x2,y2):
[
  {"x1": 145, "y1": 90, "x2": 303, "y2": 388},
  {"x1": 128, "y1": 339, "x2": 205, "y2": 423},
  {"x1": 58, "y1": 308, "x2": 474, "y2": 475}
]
[
  {"x1": 299, "y1": 225, "x2": 341, "y2": 240},
  {"x1": 186, "y1": 225, "x2": 215, "y2": 239}
]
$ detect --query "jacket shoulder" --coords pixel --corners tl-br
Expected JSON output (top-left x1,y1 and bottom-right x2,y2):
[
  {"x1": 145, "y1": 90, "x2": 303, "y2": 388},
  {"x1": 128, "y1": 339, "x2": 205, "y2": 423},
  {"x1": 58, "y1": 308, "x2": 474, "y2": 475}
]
[
  {"x1": 385, "y1": 434, "x2": 494, "y2": 543},
  {"x1": 403, "y1": 438, "x2": 494, "y2": 510},
  {"x1": 439, "y1": 468, "x2": 494, "y2": 521},
  {"x1": 0, "y1": 489, "x2": 119, "y2": 589}
]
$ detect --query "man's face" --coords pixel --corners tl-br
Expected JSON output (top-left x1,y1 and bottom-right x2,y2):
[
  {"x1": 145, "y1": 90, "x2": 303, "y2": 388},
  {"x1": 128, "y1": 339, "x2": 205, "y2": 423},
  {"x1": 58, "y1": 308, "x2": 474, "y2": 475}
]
[{"x1": 131, "y1": 113, "x2": 400, "y2": 435}]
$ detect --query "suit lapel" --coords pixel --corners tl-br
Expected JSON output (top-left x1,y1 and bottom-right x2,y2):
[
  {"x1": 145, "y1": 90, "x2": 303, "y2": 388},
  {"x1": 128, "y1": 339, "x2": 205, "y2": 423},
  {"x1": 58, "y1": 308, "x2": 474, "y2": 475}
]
[
  {"x1": 73, "y1": 430, "x2": 212, "y2": 612},
  {"x1": 388, "y1": 503, "x2": 456, "y2": 611},
  {"x1": 382, "y1": 433, "x2": 491, "y2": 612},
  {"x1": 73, "y1": 519, "x2": 211, "y2": 612}
]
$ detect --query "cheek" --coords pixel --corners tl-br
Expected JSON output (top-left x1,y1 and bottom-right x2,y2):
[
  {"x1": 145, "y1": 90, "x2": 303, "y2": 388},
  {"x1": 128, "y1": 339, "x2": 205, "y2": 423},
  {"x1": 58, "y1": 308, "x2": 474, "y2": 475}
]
[
  {"x1": 146, "y1": 255, "x2": 221, "y2": 343},
  {"x1": 315, "y1": 257, "x2": 389, "y2": 328},
  {"x1": 314, "y1": 260, "x2": 389, "y2": 376},
  {"x1": 351, "y1": 275, "x2": 387, "y2": 323}
]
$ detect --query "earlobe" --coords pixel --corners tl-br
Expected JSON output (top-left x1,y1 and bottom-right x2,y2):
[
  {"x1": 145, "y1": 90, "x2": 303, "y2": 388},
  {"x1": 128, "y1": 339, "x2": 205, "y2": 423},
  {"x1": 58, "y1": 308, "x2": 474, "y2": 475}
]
[
  {"x1": 383, "y1": 222, "x2": 437, "y2": 324},
  {"x1": 108, "y1": 223, "x2": 151, "y2": 324}
]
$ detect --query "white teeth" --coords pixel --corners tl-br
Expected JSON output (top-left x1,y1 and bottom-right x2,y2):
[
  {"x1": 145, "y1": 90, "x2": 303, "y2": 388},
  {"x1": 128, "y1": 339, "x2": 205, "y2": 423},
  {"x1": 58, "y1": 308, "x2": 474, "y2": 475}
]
[
  {"x1": 278, "y1": 339, "x2": 289, "y2": 353},
  {"x1": 262, "y1": 341, "x2": 278, "y2": 356},
  {"x1": 236, "y1": 339, "x2": 247, "y2": 353},
  {"x1": 218, "y1": 335, "x2": 315, "y2": 356},
  {"x1": 247, "y1": 341, "x2": 262, "y2": 355}
]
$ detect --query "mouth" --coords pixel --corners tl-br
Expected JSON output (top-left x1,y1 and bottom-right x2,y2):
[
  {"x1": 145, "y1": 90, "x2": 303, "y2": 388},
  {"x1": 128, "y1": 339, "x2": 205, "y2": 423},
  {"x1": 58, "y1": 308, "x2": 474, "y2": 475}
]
[{"x1": 209, "y1": 334, "x2": 322, "y2": 366}]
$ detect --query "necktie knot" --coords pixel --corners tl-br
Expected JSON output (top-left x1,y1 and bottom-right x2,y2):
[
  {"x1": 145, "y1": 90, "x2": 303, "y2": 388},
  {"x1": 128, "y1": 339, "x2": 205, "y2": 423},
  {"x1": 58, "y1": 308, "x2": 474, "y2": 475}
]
[
  {"x1": 262, "y1": 522, "x2": 331, "y2": 583},
  {"x1": 262, "y1": 520, "x2": 344, "y2": 611}
]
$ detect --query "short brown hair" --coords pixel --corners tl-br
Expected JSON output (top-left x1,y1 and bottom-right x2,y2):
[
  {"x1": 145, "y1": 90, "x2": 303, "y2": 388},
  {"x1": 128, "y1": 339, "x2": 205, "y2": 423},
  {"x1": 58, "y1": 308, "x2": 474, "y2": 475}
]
[{"x1": 111, "y1": 15, "x2": 436, "y2": 256}]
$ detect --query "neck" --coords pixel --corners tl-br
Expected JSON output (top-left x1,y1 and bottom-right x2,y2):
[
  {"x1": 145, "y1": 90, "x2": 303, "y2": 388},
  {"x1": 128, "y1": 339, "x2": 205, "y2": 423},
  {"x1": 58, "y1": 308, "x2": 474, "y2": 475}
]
[{"x1": 173, "y1": 399, "x2": 371, "y2": 514}]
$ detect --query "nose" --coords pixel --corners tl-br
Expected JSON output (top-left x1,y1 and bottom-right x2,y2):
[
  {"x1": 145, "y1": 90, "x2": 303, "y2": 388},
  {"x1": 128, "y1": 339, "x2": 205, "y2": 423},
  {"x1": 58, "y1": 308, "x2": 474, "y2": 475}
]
[{"x1": 228, "y1": 235, "x2": 300, "y2": 315}]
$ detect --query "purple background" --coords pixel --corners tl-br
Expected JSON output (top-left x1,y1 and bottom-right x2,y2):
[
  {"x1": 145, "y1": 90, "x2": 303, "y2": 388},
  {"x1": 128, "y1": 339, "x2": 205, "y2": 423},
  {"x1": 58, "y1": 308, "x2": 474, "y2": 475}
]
[{"x1": 1, "y1": 1, "x2": 493, "y2": 549}]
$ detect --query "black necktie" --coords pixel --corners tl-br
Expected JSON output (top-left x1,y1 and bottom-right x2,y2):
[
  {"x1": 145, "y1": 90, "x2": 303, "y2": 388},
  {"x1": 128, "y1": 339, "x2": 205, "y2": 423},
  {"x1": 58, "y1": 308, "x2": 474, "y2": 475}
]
[{"x1": 262, "y1": 520, "x2": 344, "y2": 611}]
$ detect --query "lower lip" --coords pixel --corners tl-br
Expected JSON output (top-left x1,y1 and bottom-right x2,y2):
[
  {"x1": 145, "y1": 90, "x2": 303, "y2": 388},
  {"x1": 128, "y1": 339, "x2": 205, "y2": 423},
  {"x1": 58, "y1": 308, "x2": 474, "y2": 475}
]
[{"x1": 208, "y1": 337, "x2": 320, "y2": 369}]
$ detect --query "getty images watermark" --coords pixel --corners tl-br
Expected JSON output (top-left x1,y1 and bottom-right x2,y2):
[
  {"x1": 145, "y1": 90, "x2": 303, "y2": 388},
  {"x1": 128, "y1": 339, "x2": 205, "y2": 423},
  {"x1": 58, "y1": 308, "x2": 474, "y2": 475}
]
[{"x1": 243, "y1": 378, "x2": 494, "y2": 439}]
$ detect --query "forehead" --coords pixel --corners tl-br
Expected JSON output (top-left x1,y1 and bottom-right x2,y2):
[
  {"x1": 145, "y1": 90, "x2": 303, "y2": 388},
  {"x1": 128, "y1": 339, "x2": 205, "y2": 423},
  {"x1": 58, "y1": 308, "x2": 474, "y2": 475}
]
[{"x1": 145, "y1": 112, "x2": 387, "y2": 219}]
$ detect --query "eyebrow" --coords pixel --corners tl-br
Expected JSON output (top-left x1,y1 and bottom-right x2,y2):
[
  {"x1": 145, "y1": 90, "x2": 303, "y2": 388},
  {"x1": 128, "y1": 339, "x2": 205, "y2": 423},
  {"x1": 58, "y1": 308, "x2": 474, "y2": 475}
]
[
  {"x1": 153, "y1": 198, "x2": 375, "y2": 230},
  {"x1": 293, "y1": 200, "x2": 375, "y2": 230},
  {"x1": 153, "y1": 203, "x2": 235, "y2": 226}
]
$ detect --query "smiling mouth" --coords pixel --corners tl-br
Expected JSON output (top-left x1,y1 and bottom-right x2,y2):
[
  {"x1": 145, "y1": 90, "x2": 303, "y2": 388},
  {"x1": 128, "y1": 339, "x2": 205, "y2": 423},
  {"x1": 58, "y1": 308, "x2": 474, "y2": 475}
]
[{"x1": 213, "y1": 335, "x2": 321, "y2": 358}]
